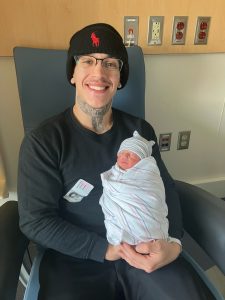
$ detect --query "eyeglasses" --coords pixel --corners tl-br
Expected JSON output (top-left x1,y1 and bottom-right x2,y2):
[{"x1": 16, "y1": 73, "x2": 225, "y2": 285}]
[{"x1": 74, "y1": 55, "x2": 123, "y2": 71}]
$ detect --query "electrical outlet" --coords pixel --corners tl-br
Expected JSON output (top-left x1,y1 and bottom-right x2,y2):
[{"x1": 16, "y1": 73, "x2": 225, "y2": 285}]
[
  {"x1": 148, "y1": 16, "x2": 164, "y2": 45},
  {"x1": 194, "y1": 17, "x2": 211, "y2": 45},
  {"x1": 124, "y1": 16, "x2": 139, "y2": 46},
  {"x1": 159, "y1": 133, "x2": 172, "y2": 151},
  {"x1": 172, "y1": 16, "x2": 188, "y2": 45},
  {"x1": 177, "y1": 131, "x2": 191, "y2": 150}
]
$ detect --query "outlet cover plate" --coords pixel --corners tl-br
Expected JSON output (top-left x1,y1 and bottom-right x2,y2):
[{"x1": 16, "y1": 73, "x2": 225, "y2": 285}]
[
  {"x1": 177, "y1": 131, "x2": 191, "y2": 150},
  {"x1": 194, "y1": 16, "x2": 211, "y2": 45},
  {"x1": 148, "y1": 16, "x2": 164, "y2": 45},
  {"x1": 159, "y1": 133, "x2": 172, "y2": 151},
  {"x1": 172, "y1": 16, "x2": 188, "y2": 45},
  {"x1": 124, "y1": 16, "x2": 139, "y2": 46}
]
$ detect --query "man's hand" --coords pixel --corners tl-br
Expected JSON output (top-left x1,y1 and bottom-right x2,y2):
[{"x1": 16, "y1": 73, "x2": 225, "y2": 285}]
[
  {"x1": 105, "y1": 244, "x2": 122, "y2": 261},
  {"x1": 119, "y1": 239, "x2": 181, "y2": 273}
]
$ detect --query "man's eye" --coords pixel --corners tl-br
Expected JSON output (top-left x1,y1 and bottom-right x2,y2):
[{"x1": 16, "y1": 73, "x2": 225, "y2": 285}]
[
  {"x1": 104, "y1": 61, "x2": 118, "y2": 69},
  {"x1": 81, "y1": 59, "x2": 94, "y2": 65}
]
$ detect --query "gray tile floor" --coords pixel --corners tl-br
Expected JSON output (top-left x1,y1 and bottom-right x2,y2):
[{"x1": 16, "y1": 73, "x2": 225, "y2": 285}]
[{"x1": 206, "y1": 266, "x2": 225, "y2": 298}]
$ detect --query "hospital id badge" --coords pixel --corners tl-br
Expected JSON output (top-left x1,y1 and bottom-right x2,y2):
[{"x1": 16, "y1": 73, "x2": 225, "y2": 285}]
[{"x1": 63, "y1": 179, "x2": 94, "y2": 203}]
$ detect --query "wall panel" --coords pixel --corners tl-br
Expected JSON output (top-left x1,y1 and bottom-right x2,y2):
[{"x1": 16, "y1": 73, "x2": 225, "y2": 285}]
[{"x1": 1, "y1": 0, "x2": 225, "y2": 56}]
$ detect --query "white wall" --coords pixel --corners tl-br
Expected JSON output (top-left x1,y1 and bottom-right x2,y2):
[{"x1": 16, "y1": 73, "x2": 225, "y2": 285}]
[
  {"x1": 0, "y1": 53, "x2": 225, "y2": 198},
  {"x1": 145, "y1": 53, "x2": 225, "y2": 197},
  {"x1": 0, "y1": 57, "x2": 24, "y2": 200}
]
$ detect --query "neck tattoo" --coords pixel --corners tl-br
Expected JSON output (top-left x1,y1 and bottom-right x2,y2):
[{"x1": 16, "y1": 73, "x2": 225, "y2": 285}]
[{"x1": 77, "y1": 97, "x2": 112, "y2": 133}]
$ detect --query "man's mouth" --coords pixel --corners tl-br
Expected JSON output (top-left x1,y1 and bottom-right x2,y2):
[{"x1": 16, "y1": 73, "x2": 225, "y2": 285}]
[{"x1": 88, "y1": 85, "x2": 107, "y2": 91}]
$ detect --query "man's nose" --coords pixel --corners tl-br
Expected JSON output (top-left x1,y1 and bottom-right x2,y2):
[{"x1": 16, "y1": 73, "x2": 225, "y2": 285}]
[{"x1": 93, "y1": 60, "x2": 105, "y2": 73}]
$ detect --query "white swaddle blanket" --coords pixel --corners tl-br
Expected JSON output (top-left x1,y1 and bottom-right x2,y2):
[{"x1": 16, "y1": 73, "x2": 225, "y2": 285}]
[{"x1": 100, "y1": 157, "x2": 168, "y2": 245}]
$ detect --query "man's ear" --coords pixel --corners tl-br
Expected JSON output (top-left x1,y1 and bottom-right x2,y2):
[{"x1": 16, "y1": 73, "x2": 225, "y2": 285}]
[{"x1": 70, "y1": 77, "x2": 75, "y2": 84}]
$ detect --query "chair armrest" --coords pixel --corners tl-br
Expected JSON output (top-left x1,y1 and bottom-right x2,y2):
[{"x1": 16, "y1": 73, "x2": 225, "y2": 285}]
[
  {"x1": 0, "y1": 201, "x2": 29, "y2": 300},
  {"x1": 175, "y1": 180, "x2": 225, "y2": 275}
]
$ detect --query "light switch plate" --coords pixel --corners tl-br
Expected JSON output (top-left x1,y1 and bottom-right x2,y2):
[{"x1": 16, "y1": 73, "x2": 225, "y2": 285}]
[
  {"x1": 194, "y1": 17, "x2": 211, "y2": 45},
  {"x1": 148, "y1": 16, "x2": 164, "y2": 45},
  {"x1": 124, "y1": 16, "x2": 139, "y2": 46},
  {"x1": 172, "y1": 16, "x2": 188, "y2": 45}
]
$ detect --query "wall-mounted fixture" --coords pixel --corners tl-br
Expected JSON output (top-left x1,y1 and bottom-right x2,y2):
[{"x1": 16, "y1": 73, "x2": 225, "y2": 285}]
[
  {"x1": 172, "y1": 16, "x2": 188, "y2": 45},
  {"x1": 177, "y1": 131, "x2": 191, "y2": 150},
  {"x1": 159, "y1": 133, "x2": 172, "y2": 151},
  {"x1": 148, "y1": 16, "x2": 164, "y2": 45},
  {"x1": 194, "y1": 17, "x2": 211, "y2": 45},
  {"x1": 124, "y1": 16, "x2": 139, "y2": 46}
]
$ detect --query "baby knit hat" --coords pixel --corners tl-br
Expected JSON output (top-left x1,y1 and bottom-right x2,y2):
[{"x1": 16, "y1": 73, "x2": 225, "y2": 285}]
[
  {"x1": 66, "y1": 23, "x2": 129, "y2": 89},
  {"x1": 118, "y1": 131, "x2": 155, "y2": 159}
]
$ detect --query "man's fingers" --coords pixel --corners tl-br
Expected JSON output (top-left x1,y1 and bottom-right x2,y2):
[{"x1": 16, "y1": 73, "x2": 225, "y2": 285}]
[
  {"x1": 120, "y1": 243, "x2": 152, "y2": 270},
  {"x1": 135, "y1": 240, "x2": 162, "y2": 254}
]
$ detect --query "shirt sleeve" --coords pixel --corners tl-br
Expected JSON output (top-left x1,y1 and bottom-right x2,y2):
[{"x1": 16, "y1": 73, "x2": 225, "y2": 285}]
[{"x1": 18, "y1": 133, "x2": 108, "y2": 262}]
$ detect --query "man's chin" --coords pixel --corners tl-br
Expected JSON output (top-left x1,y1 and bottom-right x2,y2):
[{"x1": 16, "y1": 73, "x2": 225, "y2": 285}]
[
  {"x1": 88, "y1": 100, "x2": 112, "y2": 112},
  {"x1": 76, "y1": 95, "x2": 112, "y2": 113}
]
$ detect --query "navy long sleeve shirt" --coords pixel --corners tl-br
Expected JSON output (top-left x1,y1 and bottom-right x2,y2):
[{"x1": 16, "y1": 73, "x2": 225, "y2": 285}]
[{"x1": 18, "y1": 107, "x2": 183, "y2": 262}]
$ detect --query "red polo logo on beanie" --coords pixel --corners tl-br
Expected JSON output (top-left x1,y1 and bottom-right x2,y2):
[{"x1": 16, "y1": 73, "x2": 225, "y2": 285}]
[{"x1": 91, "y1": 32, "x2": 100, "y2": 47}]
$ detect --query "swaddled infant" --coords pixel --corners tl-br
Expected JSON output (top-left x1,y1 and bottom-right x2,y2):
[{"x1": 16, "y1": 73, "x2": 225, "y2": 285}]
[{"x1": 99, "y1": 131, "x2": 169, "y2": 245}]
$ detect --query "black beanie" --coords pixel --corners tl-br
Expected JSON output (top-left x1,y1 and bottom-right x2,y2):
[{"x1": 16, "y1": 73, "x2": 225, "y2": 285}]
[{"x1": 66, "y1": 23, "x2": 129, "y2": 89}]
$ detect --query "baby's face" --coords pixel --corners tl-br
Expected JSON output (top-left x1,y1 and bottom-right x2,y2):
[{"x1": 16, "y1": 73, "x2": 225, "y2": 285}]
[{"x1": 117, "y1": 150, "x2": 141, "y2": 170}]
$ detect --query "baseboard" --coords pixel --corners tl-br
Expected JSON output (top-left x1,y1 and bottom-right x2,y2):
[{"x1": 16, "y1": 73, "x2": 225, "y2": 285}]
[
  {"x1": 188, "y1": 177, "x2": 225, "y2": 198},
  {"x1": 0, "y1": 192, "x2": 17, "y2": 206}
]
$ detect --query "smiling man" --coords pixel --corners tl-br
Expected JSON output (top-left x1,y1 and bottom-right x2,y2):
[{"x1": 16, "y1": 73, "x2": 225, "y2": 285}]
[
  {"x1": 67, "y1": 24, "x2": 128, "y2": 134},
  {"x1": 18, "y1": 23, "x2": 215, "y2": 300}
]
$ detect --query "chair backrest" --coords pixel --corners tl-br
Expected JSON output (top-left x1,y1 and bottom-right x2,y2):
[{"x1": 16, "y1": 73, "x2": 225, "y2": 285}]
[{"x1": 13, "y1": 46, "x2": 145, "y2": 133}]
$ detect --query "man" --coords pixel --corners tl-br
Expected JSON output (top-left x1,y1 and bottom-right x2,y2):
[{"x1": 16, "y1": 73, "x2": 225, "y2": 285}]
[{"x1": 18, "y1": 23, "x2": 214, "y2": 299}]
